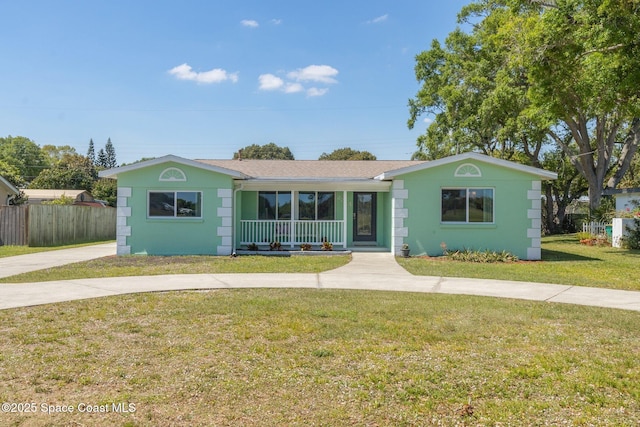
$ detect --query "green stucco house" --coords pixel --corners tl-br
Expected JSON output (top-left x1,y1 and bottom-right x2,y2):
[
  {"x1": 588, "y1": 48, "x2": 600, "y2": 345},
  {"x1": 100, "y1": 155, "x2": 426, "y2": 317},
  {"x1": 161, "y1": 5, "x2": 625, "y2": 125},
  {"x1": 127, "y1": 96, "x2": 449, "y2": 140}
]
[{"x1": 98, "y1": 152, "x2": 556, "y2": 259}]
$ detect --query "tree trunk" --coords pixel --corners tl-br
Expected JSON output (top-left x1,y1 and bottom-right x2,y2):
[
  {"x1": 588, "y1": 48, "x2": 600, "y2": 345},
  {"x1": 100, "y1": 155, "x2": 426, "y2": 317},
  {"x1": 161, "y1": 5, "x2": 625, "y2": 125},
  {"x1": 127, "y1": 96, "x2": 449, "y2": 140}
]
[
  {"x1": 543, "y1": 182, "x2": 556, "y2": 234},
  {"x1": 556, "y1": 115, "x2": 637, "y2": 213},
  {"x1": 606, "y1": 118, "x2": 640, "y2": 189}
]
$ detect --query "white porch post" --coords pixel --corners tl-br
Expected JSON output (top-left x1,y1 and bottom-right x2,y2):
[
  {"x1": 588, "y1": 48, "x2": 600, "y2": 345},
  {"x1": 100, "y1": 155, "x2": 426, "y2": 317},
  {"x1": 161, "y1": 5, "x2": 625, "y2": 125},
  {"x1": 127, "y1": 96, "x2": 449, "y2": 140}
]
[
  {"x1": 343, "y1": 190, "x2": 348, "y2": 249},
  {"x1": 290, "y1": 190, "x2": 295, "y2": 248}
]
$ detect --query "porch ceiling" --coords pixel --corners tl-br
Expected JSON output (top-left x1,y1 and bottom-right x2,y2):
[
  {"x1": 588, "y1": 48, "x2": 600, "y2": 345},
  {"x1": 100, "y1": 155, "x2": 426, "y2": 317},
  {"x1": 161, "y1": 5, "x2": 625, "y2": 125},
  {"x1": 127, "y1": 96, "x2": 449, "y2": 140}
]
[{"x1": 236, "y1": 179, "x2": 392, "y2": 192}]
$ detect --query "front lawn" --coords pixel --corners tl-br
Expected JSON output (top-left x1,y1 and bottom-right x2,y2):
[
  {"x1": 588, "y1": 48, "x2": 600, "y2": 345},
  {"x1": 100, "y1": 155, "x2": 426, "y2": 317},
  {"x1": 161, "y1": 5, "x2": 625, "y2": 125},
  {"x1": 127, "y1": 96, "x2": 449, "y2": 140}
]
[
  {"x1": 0, "y1": 241, "x2": 114, "y2": 258},
  {"x1": 1, "y1": 290, "x2": 638, "y2": 426},
  {"x1": 398, "y1": 234, "x2": 640, "y2": 291},
  {"x1": 0, "y1": 254, "x2": 351, "y2": 283}
]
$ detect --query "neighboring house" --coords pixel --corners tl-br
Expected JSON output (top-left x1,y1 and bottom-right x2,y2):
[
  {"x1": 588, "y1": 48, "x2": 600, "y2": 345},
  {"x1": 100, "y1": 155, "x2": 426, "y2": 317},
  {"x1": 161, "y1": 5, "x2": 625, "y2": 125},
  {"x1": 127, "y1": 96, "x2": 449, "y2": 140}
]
[
  {"x1": 22, "y1": 189, "x2": 95, "y2": 205},
  {"x1": 98, "y1": 152, "x2": 557, "y2": 259},
  {"x1": 605, "y1": 188, "x2": 640, "y2": 212},
  {"x1": 0, "y1": 175, "x2": 19, "y2": 206}
]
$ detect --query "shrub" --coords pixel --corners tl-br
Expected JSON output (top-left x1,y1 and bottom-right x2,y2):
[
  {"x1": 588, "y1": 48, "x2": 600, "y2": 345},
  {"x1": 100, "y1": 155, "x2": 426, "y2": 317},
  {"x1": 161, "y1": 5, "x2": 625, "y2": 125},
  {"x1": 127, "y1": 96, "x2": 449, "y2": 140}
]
[
  {"x1": 576, "y1": 231, "x2": 593, "y2": 241},
  {"x1": 622, "y1": 218, "x2": 640, "y2": 250},
  {"x1": 300, "y1": 243, "x2": 312, "y2": 251},
  {"x1": 578, "y1": 233, "x2": 610, "y2": 247},
  {"x1": 321, "y1": 241, "x2": 333, "y2": 251},
  {"x1": 445, "y1": 248, "x2": 519, "y2": 263},
  {"x1": 269, "y1": 241, "x2": 282, "y2": 251},
  {"x1": 42, "y1": 194, "x2": 74, "y2": 205}
]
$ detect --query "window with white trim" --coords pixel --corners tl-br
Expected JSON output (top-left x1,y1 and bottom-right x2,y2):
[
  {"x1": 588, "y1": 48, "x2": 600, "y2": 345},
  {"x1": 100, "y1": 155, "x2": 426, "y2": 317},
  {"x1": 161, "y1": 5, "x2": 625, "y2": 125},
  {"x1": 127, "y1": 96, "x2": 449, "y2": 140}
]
[
  {"x1": 298, "y1": 191, "x2": 335, "y2": 220},
  {"x1": 148, "y1": 191, "x2": 202, "y2": 218},
  {"x1": 258, "y1": 191, "x2": 291, "y2": 220},
  {"x1": 441, "y1": 188, "x2": 494, "y2": 223}
]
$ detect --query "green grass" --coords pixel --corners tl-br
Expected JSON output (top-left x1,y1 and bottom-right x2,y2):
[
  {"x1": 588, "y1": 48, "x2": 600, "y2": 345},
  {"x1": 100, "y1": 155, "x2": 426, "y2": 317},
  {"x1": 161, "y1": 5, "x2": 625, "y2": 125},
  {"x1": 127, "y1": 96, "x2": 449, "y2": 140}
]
[
  {"x1": 0, "y1": 240, "x2": 114, "y2": 258},
  {"x1": 399, "y1": 234, "x2": 640, "y2": 291},
  {"x1": 0, "y1": 254, "x2": 351, "y2": 283},
  {"x1": 1, "y1": 289, "x2": 639, "y2": 426}
]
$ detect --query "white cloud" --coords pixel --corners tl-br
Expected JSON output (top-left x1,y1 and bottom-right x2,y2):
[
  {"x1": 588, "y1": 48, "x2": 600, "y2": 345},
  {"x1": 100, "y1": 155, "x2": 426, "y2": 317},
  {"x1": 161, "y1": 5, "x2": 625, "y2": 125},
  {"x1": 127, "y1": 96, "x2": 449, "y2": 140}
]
[
  {"x1": 366, "y1": 14, "x2": 388, "y2": 24},
  {"x1": 423, "y1": 118, "x2": 433, "y2": 124},
  {"x1": 287, "y1": 65, "x2": 339, "y2": 84},
  {"x1": 241, "y1": 19, "x2": 259, "y2": 28},
  {"x1": 258, "y1": 74, "x2": 284, "y2": 91},
  {"x1": 168, "y1": 63, "x2": 238, "y2": 84},
  {"x1": 284, "y1": 83, "x2": 304, "y2": 94},
  {"x1": 259, "y1": 65, "x2": 338, "y2": 97},
  {"x1": 271, "y1": 18, "x2": 282, "y2": 25},
  {"x1": 307, "y1": 87, "x2": 329, "y2": 97}
]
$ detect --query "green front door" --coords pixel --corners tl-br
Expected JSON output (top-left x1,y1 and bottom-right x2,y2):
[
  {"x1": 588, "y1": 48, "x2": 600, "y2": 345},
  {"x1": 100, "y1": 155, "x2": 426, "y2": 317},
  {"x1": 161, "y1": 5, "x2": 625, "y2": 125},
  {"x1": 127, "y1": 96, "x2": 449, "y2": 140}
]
[{"x1": 353, "y1": 192, "x2": 376, "y2": 242}]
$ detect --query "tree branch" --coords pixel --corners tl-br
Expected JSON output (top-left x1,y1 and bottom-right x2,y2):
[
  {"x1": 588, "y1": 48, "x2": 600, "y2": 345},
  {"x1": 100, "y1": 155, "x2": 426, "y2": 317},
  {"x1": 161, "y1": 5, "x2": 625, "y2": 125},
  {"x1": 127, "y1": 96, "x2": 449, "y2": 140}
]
[
  {"x1": 529, "y1": 0, "x2": 558, "y2": 8},
  {"x1": 580, "y1": 43, "x2": 626, "y2": 58}
]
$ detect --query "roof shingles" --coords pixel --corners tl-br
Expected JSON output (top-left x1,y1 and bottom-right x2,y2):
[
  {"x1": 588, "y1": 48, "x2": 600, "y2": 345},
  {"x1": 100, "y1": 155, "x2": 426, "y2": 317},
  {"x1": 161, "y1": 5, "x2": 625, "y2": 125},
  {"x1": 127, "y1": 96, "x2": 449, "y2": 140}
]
[{"x1": 195, "y1": 159, "x2": 425, "y2": 179}]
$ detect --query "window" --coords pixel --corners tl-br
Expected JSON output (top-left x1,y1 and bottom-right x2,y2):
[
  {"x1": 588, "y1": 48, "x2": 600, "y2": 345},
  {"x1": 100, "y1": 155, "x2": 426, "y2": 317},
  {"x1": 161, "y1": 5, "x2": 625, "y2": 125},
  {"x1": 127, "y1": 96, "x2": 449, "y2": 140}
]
[
  {"x1": 148, "y1": 191, "x2": 202, "y2": 218},
  {"x1": 258, "y1": 191, "x2": 291, "y2": 220},
  {"x1": 441, "y1": 188, "x2": 493, "y2": 223},
  {"x1": 298, "y1": 192, "x2": 335, "y2": 220},
  {"x1": 159, "y1": 167, "x2": 187, "y2": 182}
]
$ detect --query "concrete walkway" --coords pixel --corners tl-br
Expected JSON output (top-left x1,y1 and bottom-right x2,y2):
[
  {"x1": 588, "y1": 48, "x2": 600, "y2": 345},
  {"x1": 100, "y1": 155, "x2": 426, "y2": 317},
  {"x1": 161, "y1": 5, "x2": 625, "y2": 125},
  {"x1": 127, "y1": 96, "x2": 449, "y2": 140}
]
[
  {"x1": 0, "y1": 242, "x2": 116, "y2": 279},
  {"x1": 1, "y1": 247, "x2": 640, "y2": 312}
]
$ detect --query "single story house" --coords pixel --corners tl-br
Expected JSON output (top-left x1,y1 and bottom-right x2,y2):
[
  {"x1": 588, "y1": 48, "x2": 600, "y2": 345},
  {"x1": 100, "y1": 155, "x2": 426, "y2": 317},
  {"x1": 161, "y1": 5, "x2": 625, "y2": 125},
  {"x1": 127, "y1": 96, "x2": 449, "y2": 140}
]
[
  {"x1": 98, "y1": 152, "x2": 557, "y2": 259},
  {"x1": 0, "y1": 175, "x2": 19, "y2": 206},
  {"x1": 22, "y1": 189, "x2": 95, "y2": 205}
]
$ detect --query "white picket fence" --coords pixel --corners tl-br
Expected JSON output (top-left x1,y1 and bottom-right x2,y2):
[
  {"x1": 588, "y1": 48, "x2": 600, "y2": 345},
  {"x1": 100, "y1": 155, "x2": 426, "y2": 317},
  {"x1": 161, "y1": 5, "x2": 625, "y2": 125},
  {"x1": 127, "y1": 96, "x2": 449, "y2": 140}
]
[{"x1": 582, "y1": 221, "x2": 608, "y2": 236}]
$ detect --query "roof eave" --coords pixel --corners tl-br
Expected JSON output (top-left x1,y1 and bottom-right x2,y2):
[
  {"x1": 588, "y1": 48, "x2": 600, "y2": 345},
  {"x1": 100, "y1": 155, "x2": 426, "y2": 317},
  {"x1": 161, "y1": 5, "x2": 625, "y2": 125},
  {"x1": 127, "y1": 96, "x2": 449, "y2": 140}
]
[
  {"x1": 98, "y1": 155, "x2": 249, "y2": 179},
  {"x1": 0, "y1": 175, "x2": 19, "y2": 195},
  {"x1": 380, "y1": 152, "x2": 557, "y2": 180}
]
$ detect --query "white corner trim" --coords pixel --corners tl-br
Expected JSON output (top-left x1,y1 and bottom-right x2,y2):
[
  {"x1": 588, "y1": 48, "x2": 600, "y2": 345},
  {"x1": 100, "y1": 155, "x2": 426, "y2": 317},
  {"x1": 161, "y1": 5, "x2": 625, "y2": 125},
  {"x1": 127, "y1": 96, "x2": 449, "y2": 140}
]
[
  {"x1": 116, "y1": 187, "x2": 132, "y2": 256},
  {"x1": 217, "y1": 188, "x2": 233, "y2": 255},
  {"x1": 391, "y1": 181, "x2": 409, "y2": 254},
  {"x1": 217, "y1": 188, "x2": 233, "y2": 198},
  {"x1": 527, "y1": 247, "x2": 541, "y2": 260},
  {"x1": 526, "y1": 181, "x2": 542, "y2": 260},
  {"x1": 393, "y1": 189, "x2": 409, "y2": 200}
]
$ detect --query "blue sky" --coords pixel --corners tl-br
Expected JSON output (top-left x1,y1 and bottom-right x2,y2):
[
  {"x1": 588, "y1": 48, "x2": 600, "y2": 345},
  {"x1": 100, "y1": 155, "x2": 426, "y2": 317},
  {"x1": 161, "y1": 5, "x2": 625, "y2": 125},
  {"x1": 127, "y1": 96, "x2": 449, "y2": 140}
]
[{"x1": 1, "y1": 1, "x2": 468, "y2": 164}]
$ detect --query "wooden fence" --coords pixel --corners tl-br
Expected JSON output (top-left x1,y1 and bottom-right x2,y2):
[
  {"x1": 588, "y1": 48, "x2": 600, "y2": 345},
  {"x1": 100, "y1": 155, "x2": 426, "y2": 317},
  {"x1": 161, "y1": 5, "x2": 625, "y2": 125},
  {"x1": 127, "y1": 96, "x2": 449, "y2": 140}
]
[
  {"x1": 0, "y1": 205, "x2": 28, "y2": 245},
  {"x1": 0, "y1": 205, "x2": 116, "y2": 247}
]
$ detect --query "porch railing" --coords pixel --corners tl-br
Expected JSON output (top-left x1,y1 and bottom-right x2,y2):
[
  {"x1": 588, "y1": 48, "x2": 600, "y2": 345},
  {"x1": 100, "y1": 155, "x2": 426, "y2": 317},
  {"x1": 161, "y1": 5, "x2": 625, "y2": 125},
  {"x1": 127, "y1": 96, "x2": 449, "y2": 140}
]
[{"x1": 240, "y1": 220, "x2": 345, "y2": 248}]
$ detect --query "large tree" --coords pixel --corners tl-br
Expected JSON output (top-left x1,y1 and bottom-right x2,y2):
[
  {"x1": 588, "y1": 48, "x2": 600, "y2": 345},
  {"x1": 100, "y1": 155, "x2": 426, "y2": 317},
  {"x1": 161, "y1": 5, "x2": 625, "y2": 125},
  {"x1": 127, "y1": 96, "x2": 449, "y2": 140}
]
[
  {"x1": 104, "y1": 138, "x2": 117, "y2": 168},
  {"x1": 233, "y1": 143, "x2": 295, "y2": 160},
  {"x1": 91, "y1": 178, "x2": 117, "y2": 206},
  {"x1": 319, "y1": 148, "x2": 377, "y2": 160},
  {"x1": 96, "y1": 148, "x2": 108, "y2": 168},
  {"x1": 408, "y1": 3, "x2": 549, "y2": 163},
  {"x1": 41, "y1": 145, "x2": 78, "y2": 165},
  {"x1": 409, "y1": 0, "x2": 640, "y2": 211},
  {"x1": 514, "y1": 0, "x2": 640, "y2": 211},
  {"x1": 30, "y1": 154, "x2": 97, "y2": 191},
  {"x1": 0, "y1": 136, "x2": 49, "y2": 183},
  {"x1": 0, "y1": 159, "x2": 24, "y2": 188},
  {"x1": 87, "y1": 139, "x2": 96, "y2": 165}
]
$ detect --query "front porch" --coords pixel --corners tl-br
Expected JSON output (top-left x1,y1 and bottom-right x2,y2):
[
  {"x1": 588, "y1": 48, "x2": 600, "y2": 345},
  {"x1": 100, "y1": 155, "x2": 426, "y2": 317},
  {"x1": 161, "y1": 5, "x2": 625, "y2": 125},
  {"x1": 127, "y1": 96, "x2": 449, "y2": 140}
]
[{"x1": 235, "y1": 186, "x2": 394, "y2": 253}]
